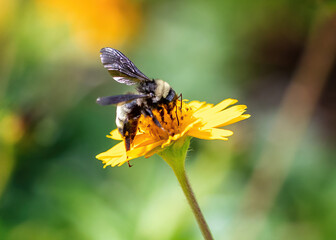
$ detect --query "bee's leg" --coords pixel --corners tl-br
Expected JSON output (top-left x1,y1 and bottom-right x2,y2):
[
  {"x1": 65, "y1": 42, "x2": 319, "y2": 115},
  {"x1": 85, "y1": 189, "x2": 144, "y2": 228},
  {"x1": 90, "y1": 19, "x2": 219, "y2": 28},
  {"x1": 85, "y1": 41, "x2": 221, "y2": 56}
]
[
  {"x1": 122, "y1": 117, "x2": 140, "y2": 151},
  {"x1": 157, "y1": 106, "x2": 165, "y2": 123},
  {"x1": 124, "y1": 136, "x2": 132, "y2": 151},
  {"x1": 142, "y1": 108, "x2": 164, "y2": 130},
  {"x1": 174, "y1": 94, "x2": 183, "y2": 126},
  {"x1": 175, "y1": 103, "x2": 180, "y2": 126},
  {"x1": 127, "y1": 161, "x2": 133, "y2": 167}
]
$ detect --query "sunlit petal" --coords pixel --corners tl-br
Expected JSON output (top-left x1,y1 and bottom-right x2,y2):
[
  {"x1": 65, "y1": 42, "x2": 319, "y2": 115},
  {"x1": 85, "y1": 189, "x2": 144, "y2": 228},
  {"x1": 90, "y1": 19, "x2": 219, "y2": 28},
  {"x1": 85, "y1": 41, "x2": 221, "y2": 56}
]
[{"x1": 107, "y1": 129, "x2": 123, "y2": 140}]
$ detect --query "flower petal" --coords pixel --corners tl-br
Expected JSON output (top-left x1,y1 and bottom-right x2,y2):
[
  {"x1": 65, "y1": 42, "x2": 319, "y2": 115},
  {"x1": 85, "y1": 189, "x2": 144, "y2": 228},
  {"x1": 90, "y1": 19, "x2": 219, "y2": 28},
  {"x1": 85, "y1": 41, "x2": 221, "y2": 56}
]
[
  {"x1": 96, "y1": 142, "x2": 127, "y2": 167},
  {"x1": 193, "y1": 98, "x2": 238, "y2": 119},
  {"x1": 188, "y1": 128, "x2": 232, "y2": 140},
  {"x1": 144, "y1": 147, "x2": 163, "y2": 158},
  {"x1": 96, "y1": 141, "x2": 125, "y2": 160},
  {"x1": 107, "y1": 129, "x2": 123, "y2": 140},
  {"x1": 201, "y1": 105, "x2": 248, "y2": 129},
  {"x1": 126, "y1": 140, "x2": 165, "y2": 160},
  {"x1": 211, "y1": 98, "x2": 238, "y2": 112},
  {"x1": 132, "y1": 133, "x2": 157, "y2": 148},
  {"x1": 109, "y1": 156, "x2": 127, "y2": 167},
  {"x1": 187, "y1": 101, "x2": 207, "y2": 109},
  {"x1": 217, "y1": 114, "x2": 251, "y2": 127}
]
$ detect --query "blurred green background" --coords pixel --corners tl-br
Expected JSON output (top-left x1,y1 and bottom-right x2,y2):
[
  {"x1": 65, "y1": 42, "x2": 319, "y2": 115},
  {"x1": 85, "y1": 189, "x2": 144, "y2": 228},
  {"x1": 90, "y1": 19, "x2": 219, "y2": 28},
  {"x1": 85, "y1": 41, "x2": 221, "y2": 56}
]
[{"x1": 1, "y1": 0, "x2": 335, "y2": 239}]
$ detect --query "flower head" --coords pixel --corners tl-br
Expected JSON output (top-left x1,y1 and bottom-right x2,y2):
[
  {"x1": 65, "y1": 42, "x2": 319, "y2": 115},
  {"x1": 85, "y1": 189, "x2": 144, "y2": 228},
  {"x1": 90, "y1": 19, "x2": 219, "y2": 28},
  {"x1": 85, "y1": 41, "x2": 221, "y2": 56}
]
[{"x1": 96, "y1": 98, "x2": 250, "y2": 167}]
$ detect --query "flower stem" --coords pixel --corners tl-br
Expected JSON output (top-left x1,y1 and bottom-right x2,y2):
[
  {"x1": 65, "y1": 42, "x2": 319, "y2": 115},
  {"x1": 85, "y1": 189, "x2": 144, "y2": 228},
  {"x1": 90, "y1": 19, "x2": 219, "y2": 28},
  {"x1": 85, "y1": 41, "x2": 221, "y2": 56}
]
[
  {"x1": 158, "y1": 137, "x2": 214, "y2": 240},
  {"x1": 172, "y1": 162, "x2": 214, "y2": 240}
]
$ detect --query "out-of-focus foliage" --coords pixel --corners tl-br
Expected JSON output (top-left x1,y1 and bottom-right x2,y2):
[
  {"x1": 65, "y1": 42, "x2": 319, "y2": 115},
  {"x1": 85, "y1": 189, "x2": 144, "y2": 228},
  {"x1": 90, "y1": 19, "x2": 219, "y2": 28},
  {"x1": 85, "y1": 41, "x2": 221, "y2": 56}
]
[{"x1": 0, "y1": 0, "x2": 335, "y2": 240}]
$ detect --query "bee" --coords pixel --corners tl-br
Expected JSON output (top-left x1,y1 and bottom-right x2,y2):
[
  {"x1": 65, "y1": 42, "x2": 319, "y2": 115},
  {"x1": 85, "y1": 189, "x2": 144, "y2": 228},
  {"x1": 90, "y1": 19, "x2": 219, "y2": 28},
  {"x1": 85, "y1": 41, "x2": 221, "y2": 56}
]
[{"x1": 97, "y1": 48, "x2": 179, "y2": 155}]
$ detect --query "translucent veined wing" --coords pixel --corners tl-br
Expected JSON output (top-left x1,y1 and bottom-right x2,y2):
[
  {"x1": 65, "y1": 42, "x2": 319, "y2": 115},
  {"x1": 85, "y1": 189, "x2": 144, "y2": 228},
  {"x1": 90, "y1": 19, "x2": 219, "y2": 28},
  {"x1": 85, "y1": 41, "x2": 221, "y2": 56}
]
[
  {"x1": 100, "y1": 48, "x2": 151, "y2": 85},
  {"x1": 96, "y1": 94, "x2": 148, "y2": 106}
]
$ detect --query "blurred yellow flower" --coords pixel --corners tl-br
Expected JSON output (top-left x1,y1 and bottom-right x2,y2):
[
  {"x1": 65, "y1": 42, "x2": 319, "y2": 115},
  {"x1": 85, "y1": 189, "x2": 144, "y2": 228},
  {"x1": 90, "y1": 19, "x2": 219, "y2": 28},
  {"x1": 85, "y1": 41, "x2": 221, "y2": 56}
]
[
  {"x1": 35, "y1": 0, "x2": 141, "y2": 51},
  {"x1": 0, "y1": 111, "x2": 24, "y2": 145},
  {"x1": 0, "y1": 0, "x2": 16, "y2": 30},
  {"x1": 96, "y1": 98, "x2": 250, "y2": 167}
]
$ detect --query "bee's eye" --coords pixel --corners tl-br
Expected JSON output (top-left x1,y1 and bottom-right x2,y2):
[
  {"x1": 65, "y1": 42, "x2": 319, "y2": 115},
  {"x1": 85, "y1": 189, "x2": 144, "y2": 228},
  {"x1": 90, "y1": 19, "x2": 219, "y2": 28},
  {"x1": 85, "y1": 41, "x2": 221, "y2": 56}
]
[{"x1": 149, "y1": 93, "x2": 154, "y2": 97}]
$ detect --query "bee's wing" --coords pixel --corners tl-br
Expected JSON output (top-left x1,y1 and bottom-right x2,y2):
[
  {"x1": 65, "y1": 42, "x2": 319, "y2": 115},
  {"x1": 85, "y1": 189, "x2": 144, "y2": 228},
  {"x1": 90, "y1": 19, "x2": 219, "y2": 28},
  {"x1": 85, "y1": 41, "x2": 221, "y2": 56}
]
[
  {"x1": 96, "y1": 94, "x2": 148, "y2": 106},
  {"x1": 100, "y1": 48, "x2": 151, "y2": 85}
]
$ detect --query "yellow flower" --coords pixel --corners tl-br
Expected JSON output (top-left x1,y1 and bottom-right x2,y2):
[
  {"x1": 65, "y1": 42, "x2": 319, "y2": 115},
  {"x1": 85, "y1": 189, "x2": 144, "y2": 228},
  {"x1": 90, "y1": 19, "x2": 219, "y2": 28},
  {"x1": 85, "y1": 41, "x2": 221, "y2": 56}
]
[
  {"x1": 35, "y1": 0, "x2": 141, "y2": 52},
  {"x1": 96, "y1": 98, "x2": 250, "y2": 167}
]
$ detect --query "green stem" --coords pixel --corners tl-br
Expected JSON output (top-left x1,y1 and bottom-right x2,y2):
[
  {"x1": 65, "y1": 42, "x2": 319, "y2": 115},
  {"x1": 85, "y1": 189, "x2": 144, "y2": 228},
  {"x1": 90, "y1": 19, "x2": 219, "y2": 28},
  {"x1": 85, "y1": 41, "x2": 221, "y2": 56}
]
[
  {"x1": 158, "y1": 137, "x2": 214, "y2": 240},
  {"x1": 172, "y1": 161, "x2": 214, "y2": 240}
]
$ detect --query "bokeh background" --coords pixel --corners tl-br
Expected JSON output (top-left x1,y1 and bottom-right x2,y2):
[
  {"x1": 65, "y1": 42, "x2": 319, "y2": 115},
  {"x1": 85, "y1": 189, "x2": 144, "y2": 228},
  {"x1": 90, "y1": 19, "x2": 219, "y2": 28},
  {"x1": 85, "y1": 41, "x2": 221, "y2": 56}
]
[{"x1": 1, "y1": 0, "x2": 335, "y2": 239}]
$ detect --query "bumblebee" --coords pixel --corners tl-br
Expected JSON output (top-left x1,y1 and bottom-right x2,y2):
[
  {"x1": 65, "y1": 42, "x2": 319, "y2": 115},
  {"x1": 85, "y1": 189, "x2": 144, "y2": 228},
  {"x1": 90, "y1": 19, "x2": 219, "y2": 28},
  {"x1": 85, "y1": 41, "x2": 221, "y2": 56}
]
[{"x1": 97, "y1": 48, "x2": 179, "y2": 152}]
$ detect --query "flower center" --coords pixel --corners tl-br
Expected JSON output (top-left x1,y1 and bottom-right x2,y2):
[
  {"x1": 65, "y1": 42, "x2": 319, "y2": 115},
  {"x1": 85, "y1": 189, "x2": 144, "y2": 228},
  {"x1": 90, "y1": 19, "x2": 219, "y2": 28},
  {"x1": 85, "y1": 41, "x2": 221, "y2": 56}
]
[{"x1": 138, "y1": 101, "x2": 192, "y2": 140}]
